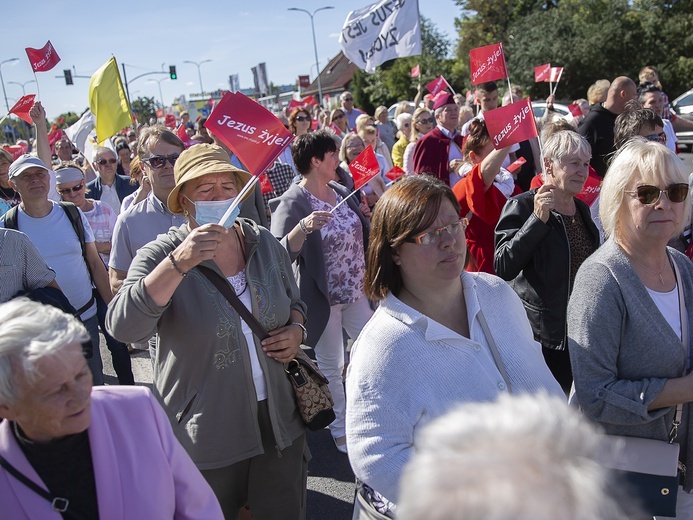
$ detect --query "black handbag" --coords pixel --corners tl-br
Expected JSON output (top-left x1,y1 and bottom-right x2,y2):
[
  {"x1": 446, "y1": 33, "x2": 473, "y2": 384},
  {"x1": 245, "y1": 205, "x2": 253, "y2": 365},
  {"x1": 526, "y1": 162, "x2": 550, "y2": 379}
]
[{"x1": 198, "y1": 266, "x2": 335, "y2": 431}]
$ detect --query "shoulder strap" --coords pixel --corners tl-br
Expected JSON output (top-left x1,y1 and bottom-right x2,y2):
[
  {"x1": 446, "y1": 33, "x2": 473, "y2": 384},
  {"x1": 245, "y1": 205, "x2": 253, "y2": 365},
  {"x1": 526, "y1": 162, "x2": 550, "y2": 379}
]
[
  {"x1": 57, "y1": 202, "x2": 92, "y2": 284},
  {"x1": 3, "y1": 205, "x2": 18, "y2": 230},
  {"x1": 477, "y1": 309, "x2": 513, "y2": 394},
  {"x1": 670, "y1": 257, "x2": 688, "y2": 442}
]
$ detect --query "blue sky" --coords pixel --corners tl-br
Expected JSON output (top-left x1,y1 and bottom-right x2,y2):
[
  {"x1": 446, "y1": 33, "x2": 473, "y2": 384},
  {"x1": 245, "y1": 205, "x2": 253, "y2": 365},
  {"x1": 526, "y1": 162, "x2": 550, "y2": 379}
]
[{"x1": 1, "y1": 0, "x2": 460, "y2": 120}]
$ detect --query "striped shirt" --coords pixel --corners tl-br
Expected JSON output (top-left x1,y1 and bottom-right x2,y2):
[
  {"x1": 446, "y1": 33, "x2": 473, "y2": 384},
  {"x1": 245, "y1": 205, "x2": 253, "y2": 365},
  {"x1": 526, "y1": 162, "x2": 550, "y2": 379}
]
[{"x1": 0, "y1": 228, "x2": 56, "y2": 303}]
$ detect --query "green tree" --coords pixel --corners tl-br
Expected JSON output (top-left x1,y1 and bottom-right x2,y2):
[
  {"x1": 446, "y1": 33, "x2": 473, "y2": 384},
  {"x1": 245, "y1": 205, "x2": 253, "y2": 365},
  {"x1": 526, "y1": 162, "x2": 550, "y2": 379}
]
[
  {"x1": 130, "y1": 96, "x2": 157, "y2": 125},
  {"x1": 53, "y1": 112, "x2": 80, "y2": 128}
]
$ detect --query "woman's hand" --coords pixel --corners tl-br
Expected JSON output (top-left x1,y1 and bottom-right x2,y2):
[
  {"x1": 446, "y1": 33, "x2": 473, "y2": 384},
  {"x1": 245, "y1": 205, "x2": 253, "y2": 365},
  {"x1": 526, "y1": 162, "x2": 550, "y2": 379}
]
[
  {"x1": 449, "y1": 159, "x2": 465, "y2": 173},
  {"x1": 172, "y1": 223, "x2": 229, "y2": 272},
  {"x1": 29, "y1": 102, "x2": 47, "y2": 125},
  {"x1": 302, "y1": 210, "x2": 333, "y2": 233},
  {"x1": 359, "y1": 193, "x2": 372, "y2": 218},
  {"x1": 261, "y1": 324, "x2": 302, "y2": 363},
  {"x1": 533, "y1": 183, "x2": 556, "y2": 223}
]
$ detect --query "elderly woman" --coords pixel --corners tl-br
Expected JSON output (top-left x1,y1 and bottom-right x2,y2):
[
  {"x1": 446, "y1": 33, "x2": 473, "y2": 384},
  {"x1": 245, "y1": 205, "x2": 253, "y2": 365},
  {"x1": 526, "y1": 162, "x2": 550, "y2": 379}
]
[
  {"x1": 270, "y1": 130, "x2": 372, "y2": 455},
  {"x1": 374, "y1": 105, "x2": 396, "y2": 152},
  {"x1": 568, "y1": 139, "x2": 693, "y2": 518},
  {"x1": 402, "y1": 107, "x2": 434, "y2": 175},
  {"x1": 391, "y1": 113, "x2": 412, "y2": 168},
  {"x1": 107, "y1": 144, "x2": 309, "y2": 519},
  {"x1": 347, "y1": 176, "x2": 562, "y2": 516},
  {"x1": 55, "y1": 163, "x2": 134, "y2": 386},
  {"x1": 494, "y1": 131, "x2": 600, "y2": 392},
  {"x1": 0, "y1": 298, "x2": 222, "y2": 519},
  {"x1": 340, "y1": 133, "x2": 388, "y2": 208}
]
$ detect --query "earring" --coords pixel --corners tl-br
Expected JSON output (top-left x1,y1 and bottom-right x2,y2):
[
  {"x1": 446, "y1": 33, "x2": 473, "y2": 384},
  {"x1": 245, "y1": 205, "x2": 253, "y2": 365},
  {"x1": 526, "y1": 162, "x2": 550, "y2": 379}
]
[{"x1": 183, "y1": 209, "x2": 189, "y2": 217}]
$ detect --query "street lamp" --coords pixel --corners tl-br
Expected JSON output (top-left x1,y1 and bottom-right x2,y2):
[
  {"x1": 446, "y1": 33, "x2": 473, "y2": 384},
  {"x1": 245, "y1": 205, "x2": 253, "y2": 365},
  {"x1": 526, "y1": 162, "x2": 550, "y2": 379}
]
[
  {"x1": 147, "y1": 78, "x2": 169, "y2": 109},
  {"x1": 0, "y1": 58, "x2": 20, "y2": 112},
  {"x1": 288, "y1": 6, "x2": 334, "y2": 105},
  {"x1": 7, "y1": 80, "x2": 37, "y2": 97},
  {"x1": 183, "y1": 59, "x2": 212, "y2": 94}
]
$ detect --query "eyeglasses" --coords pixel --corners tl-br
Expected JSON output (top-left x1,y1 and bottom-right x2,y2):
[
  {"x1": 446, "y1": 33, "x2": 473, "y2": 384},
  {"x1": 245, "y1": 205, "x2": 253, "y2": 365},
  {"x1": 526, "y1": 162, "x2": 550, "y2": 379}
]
[
  {"x1": 416, "y1": 117, "x2": 435, "y2": 125},
  {"x1": 96, "y1": 158, "x2": 117, "y2": 166},
  {"x1": 295, "y1": 116, "x2": 311, "y2": 122},
  {"x1": 56, "y1": 183, "x2": 84, "y2": 194},
  {"x1": 406, "y1": 218, "x2": 469, "y2": 245},
  {"x1": 626, "y1": 183, "x2": 689, "y2": 205},
  {"x1": 142, "y1": 153, "x2": 180, "y2": 169},
  {"x1": 402, "y1": 123, "x2": 411, "y2": 127},
  {"x1": 643, "y1": 132, "x2": 667, "y2": 144},
  {"x1": 343, "y1": 97, "x2": 353, "y2": 101},
  {"x1": 333, "y1": 114, "x2": 345, "y2": 120}
]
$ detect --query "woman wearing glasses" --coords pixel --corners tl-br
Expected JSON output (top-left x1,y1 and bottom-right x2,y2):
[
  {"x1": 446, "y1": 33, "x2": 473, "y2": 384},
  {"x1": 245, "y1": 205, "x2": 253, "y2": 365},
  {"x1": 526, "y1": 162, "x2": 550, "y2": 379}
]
[
  {"x1": 494, "y1": 131, "x2": 600, "y2": 393},
  {"x1": 346, "y1": 176, "x2": 562, "y2": 516},
  {"x1": 568, "y1": 139, "x2": 693, "y2": 517},
  {"x1": 402, "y1": 107, "x2": 434, "y2": 175}
]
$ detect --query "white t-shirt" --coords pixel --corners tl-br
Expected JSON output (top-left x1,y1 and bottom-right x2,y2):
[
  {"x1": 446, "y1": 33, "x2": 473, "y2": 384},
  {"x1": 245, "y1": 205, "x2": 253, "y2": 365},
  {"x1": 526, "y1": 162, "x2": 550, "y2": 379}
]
[
  {"x1": 100, "y1": 182, "x2": 122, "y2": 216},
  {"x1": 663, "y1": 119, "x2": 678, "y2": 154},
  {"x1": 646, "y1": 285, "x2": 681, "y2": 341},
  {"x1": 0, "y1": 202, "x2": 96, "y2": 319}
]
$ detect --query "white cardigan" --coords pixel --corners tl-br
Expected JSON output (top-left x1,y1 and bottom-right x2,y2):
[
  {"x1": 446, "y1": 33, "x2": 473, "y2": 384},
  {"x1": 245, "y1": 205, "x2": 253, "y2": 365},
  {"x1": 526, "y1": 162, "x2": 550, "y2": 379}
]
[{"x1": 346, "y1": 271, "x2": 563, "y2": 503}]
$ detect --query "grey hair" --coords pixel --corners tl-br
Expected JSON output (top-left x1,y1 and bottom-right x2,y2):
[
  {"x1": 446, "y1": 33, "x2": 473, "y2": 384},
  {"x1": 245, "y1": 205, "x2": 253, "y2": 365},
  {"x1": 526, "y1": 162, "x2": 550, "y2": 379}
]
[
  {"x1": 0, "y1": 298, "x2": 89, "y2": 405},
  {"x1": 600, "y1": 138, "x2": 691, "y2": 240},
  {"x1": 398, "y1": 393, "x2": 635, "y2": 520},
  {"x1": 92, "y1": 145, "x2": 115, "y2": 162},
  {"x1": 395, "y1": 113, "x2": 412, "y2": 131},
  {"x1": 542, "y1": 131, "x2": 591, "y2": 182}
]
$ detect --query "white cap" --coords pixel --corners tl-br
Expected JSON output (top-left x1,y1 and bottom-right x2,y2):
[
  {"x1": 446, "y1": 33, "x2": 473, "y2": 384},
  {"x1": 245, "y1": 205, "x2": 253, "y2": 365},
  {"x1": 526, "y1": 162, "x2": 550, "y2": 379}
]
[{"x1": 8, "y1": 154, "x2": 49, "y2": 180}]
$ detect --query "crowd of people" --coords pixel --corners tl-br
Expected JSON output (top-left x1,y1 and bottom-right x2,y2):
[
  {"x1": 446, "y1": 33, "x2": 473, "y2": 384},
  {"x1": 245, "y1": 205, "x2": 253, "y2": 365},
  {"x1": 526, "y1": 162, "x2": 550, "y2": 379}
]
[{"x1": 0, "y1": 62, "x2": 692, "y2": 519}]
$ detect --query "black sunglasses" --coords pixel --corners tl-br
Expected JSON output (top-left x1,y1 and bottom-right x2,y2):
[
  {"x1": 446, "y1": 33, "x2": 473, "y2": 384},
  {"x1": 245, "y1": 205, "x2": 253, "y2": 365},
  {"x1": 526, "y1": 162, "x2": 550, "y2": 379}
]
[
  {"x1": 96, "y1": 158, "x2": 117, "y2": 166},
  {"x1": 643, "y1": 132, "x2": 667, "y2": 144},
  {"x1": 142, "y1": 153, "x2": 180, "y2": 169},
  {"x1": 416, "y1": 117, "x2": 435, "y2": 125},
  {"x1": 627, "y1": 183, "x2": 689, "y2": 205},
  {"x1": 343, "y1": 97, "x2": 353, "y2": 101},
  {"x1": 333, "y1": 114, "x2": 345, "y2": 120},
  {"x1": 57, "y1": 183, "x2": 84, "y2": 194},
  {"x1": 295, "y1": 116, "x2": 311, "y2": 122}
]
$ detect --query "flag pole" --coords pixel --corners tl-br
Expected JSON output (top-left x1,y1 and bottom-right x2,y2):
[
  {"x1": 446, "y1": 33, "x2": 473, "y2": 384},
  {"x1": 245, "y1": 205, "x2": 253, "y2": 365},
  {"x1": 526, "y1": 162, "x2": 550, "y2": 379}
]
[
  {"x1": 33, "y1": 71, "x2": 40, "y2": 102},
  {"x1": 330, "y1": 188, "x2": 360, "y2": 213},
  {"x1": 444, "y1": 77, "x2": 456, "y2": 96},
  {"x1": 551, "y1": 68, "x2": 564, "y2": 97},
  {"x1": 218, "y1": 174, "x2": 259, "y2": 227}
]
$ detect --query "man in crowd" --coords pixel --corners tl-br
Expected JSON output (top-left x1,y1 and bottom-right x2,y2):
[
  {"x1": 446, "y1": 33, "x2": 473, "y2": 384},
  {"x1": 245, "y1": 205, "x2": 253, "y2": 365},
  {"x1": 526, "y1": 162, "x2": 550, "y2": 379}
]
[
  {"x1": 412, "y1": 92, "x2": 462, "y2": 186},
  {"x1": 0, "y1": 228, "x2": 59, "y2": 303},
  {"x1": 578, "y1": 76, "x2": 637, "y2": 177},
  {"x1": 54, "y1": 138, "x2": 74, "y2": 162},
  {"x1": 87, "y1": 146, "x2": 136, "y2": 216},
  {"x1": 461, "y1": 81, "x2": 499, "y2": 135},
  {"x1": 340, "y1": 91, "x2": 364, "y2": 131}
]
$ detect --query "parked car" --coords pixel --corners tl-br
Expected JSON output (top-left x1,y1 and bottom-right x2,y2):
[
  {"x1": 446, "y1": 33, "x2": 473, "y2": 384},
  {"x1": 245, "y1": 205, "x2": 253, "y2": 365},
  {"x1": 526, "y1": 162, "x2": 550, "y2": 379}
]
[
  {"x1": 671, "y1": 88, "x2": 693, "y2": 152},
  {"x1": 388, "y1": 101, "x2": 416, "y2": 121},
  {"x1": 531, "y1": 101, "x2": 573, "y2": 121}
]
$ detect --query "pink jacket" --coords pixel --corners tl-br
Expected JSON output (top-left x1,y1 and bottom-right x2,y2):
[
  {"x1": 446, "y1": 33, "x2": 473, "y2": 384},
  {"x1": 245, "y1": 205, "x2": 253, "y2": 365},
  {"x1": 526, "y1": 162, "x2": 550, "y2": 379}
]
[{"x1": 0, "y1": 386, "x2": 223, "y2": 519}]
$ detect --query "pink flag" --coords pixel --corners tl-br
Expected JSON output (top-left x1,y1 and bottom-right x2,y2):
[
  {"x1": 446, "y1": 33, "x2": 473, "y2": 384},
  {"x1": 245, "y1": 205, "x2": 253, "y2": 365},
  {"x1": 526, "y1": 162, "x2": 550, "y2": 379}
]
[
  {"x1": 348, "y1": 146, "x2": 380, "y2": 190},
  {"x1": 568, "y1": 103, "x2": 583, "y2": 117},
  {"x1": 534, "y1": 64, "x2": 551, "y2": 83},
  {"x1": 25, "y1": 41, "x2": 61, "y2": 72},
  {"x1": 469, "y1": 42, "x2": 507, "y2": 85},
  {"x1": 205, "y1": 92, "x2": 294, "y2": 175},
  {"x1": 550, "y1": 67, "x2": 563, "y2": 83},
  {"x1": 385, "y1": 165, "x2": 405, "y2": 182},
  {"x1": 484, "y1": 98, "x2": 538, "y2": 150},
  {"x1": 8, "y1": 95, "x2": 36, "y2": 124},
  {"x1": 411, "y1": 65, "x2": 420, "y2": 78},
  {"x1": 426, "y1": 76, "x2": 447, "y2": 96}
]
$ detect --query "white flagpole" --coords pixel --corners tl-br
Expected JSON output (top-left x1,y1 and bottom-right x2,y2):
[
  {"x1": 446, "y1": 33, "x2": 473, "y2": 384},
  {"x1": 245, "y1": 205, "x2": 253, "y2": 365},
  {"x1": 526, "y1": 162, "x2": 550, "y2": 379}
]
[{"x1": 218, "y1": 175, "x2": 259, "y2": 227}]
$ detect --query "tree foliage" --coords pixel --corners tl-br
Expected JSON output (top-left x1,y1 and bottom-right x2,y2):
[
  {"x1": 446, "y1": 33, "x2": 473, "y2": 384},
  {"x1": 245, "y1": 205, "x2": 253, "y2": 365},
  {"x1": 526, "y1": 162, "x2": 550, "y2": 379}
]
[
  {"x1": 53, "y1": 112, "x2": 79, "y2": 128},
  {"x1": 131, "y1": 96, "x2": 158, "y2": 125}
]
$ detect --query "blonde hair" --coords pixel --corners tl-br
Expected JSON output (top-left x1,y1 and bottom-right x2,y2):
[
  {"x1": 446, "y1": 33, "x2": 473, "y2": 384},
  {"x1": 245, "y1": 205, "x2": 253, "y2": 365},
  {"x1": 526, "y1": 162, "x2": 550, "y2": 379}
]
[
  {"x1": 410, "y1": 108, "x2": 433, "y2": 143},
  {"x1": 599, "y1": 139, "x2": 691, "y2": 239}
]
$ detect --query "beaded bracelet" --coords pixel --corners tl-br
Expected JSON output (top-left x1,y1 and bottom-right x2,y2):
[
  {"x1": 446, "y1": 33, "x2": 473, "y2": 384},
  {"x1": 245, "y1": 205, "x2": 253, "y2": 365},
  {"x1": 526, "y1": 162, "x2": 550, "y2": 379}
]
[{"x1": 168, "y1": 252, "x2": 187, "y2": 277}]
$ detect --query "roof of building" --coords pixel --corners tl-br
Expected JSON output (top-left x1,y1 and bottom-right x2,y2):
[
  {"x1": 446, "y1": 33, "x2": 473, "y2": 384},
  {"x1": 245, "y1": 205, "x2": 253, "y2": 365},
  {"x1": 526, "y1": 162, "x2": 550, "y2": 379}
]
[{"x1": 302, "y1": 52, "x2": 358, "y2": 98}]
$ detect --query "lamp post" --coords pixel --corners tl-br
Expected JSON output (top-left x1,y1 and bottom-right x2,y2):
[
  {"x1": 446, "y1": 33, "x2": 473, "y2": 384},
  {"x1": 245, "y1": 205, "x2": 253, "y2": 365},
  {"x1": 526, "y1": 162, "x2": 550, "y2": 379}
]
[
  {"x1": 288, "y1": 6, "x2": 334, "y2": 105},
  {"x1": 0, "y1": 58, "x2": 20, "y2": 112},
  {"x1": 7, "y1": 80, "x2": 37, "y2": 97},
  {"x1": 183, "y1": 59, "x2": 212, "y2": 94},
  {"x1": 147, "y1": 78, "x2": 169, "y2": 108}
]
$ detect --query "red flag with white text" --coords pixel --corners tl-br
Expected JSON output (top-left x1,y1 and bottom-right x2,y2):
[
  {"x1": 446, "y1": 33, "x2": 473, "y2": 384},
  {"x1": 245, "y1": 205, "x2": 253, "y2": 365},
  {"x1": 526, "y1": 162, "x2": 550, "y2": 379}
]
[
  {"x1": 47, "y1": 124, "x2": 64, "y2": 149},
  {"x1": 348, "y1": 146, "x2": 380, "y2": 190},
  {"x1": 469, "y1": 42, "x2": 507, "y2": 86},
  {"x1": 506, "y1": 156, "x2": 527, "y2": 174},
  {"x1": 426, "y1": 76, "x2": 447, "y2": 96},
  {"x1": 8, "y1": 95, "x2": 36, "y2": 124},
  {"x1": 385, "y1": 165, "x2": 405, "y2": 182},
  {"x1": 25, "y1": 41, "x2": 61, "y2": 72},
  {"x1": 204, "y1": 92, "x2": 294, "y2": 175},
  {"x1": 176, "y1": 124, "x2": 193, "y2": 148},
  {"x1": 259, "y1": 173, "x2": 274, "y2": 194},
  {"x1": 484, "y1": 98, "x2": 538, "y2": 150},
  {"x1": 534, "y1": 64, "x2": 551, "y2": 83},
  {"x1": 411, "y1": 65, "x2": 420, "y2": 78},
  {"x1": 575, "y1": 169, "x2": 601, "y2": 206}
]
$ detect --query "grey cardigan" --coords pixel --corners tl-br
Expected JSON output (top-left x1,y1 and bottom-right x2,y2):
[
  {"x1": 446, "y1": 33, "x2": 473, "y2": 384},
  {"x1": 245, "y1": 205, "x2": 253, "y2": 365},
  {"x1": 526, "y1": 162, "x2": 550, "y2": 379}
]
[{"x1": 568, "y1": 239, "x2": 693, "y2": 491}]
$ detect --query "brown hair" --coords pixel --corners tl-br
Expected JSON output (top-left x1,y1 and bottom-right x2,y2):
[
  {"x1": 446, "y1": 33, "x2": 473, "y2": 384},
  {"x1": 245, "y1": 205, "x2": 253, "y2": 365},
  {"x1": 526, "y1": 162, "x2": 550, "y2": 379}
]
[
  {"x1": 129, "y1": 156, "x2": 142, "y2": 185},
  {"x1": 462, "y1": 119, "x2": 491, "y2": 160},
  {"x1": 288, "y1": 108, "x2": 311, "y2": 135},
  {"x1": 364, "y1": 175, "x2": 460, "y2": 301},
  {"x1": 136, "y1": 125, "x2": 184, "y2": 160}
]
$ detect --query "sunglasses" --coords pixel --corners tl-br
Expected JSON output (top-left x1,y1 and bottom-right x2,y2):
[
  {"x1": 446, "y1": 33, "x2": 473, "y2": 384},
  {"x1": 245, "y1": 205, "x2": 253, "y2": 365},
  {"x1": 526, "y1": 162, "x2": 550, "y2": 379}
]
[
  {"x1": 406, "y1": 218, "x2": 469, "y2": 246},
  {"x1": 416, "y1": 117, "x2": 435, "y2": 125},
  {"x1": 333, "y1": 114, "x2": 345, "y2": 120},
  {"x1": 57, "y1": 183, "x2": 84, "y2": 194},
  {"x1": 295, "y1": 116, "x2": 311, "y2": 122},
  {"x1": 96, "y1": 158, "x2": 117, "y2": 166},
  {"x1": 626, "y1": 183, "x2": 689, "y2": 205},
  {"x1": 142, "y1": 153, "x2": 180, "y2": 169},
  {"x1": 643, "y1": 132, "x2": 667, "y2": 144},
  {"x1": 343, "y1": 97, "x2": 353, "y2": 101}
]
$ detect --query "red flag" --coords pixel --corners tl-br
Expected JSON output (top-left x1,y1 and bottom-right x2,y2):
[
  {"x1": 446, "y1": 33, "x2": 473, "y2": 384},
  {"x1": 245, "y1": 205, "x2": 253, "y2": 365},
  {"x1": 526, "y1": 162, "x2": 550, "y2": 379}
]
[
  {"x1": 164, "y1": 114, "x2": 176, "y2": 128},
  {"x1": 575, "y1": 169, "x2": 601, "y2": 206},
  {"x1": 426, "y1": 76, "x2": 448, "y2": 96},
  {"x1": 484, "y1": 98, "x2": 538, "y2": 150},
  {"x1": 348, "y1": 146, "x2": 380, "y2": 190},
  {"x1": 25, "y1": 41, "x2": 61, "y2": 73},
  {"x1": 47, "y1": 124, "x2": 64, "y2": 148},
  {"x1": 2, "y1": 145, "x2": 25, "y2": 160},
  {"x1": 469, "y1": 42, "x2": 507, "y2": 85},
  {"x1": 568, "y1": 103, "x2": 584, "y2": 117},
  {"x1": 385, "y1": 165, "x2": 405, "y2": 182},
  {"x1": 207, "y1": 98, "x2": 215, "y2": 107},
  {"x1": 155, "y1": 108, "x2": 165, "y2": 119},
  {"x1": 534, "y1": 64, "x2": 551, "y2": 83},
  {"x1": 8, "y1": 95, "x2": 36, "y2": 124},
  {"x1": 204, "y1": 92, "x2": 294, "y2": 175},
  {"x1": 506, "y1": 156, "x2": 527, "y2": 174},
  {"x1": 176, "y1": 124, "x2": 194, "y2": 147},
  {"x1": 259, "y1": 173, "x2": 274, "y2": 194},
  {"x1": 298, "y1": 75, "x2": 311, "y2": 88},
  {"x1": 410, "y1": 65, "x2": 420, "y2": 78},
  {"x1": 550, "y1": 67, "x2": 563, "y2": 83}
]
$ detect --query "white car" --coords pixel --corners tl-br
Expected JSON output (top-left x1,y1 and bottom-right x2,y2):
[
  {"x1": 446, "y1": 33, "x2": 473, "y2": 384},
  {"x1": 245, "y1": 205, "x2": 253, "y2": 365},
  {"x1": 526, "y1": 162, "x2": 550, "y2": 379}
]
[
  {"x1": 531, "y1": 101, "x2": 573, "y2": 121},
  {"x1": 388, "y1": 101, "x2": 416, "y2": 122},
  {"x1": 671, "y1": 88, "x2": 693, "y2": 152}
]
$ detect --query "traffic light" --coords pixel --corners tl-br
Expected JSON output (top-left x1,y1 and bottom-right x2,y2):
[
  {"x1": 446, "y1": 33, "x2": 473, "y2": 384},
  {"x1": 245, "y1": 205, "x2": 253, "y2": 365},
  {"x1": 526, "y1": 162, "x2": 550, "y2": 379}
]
[
  {"x1": 64, "y1": 69, "x2": 73, "y2": 86},
  {"x1": 169, "y1": 65, "x2": 177, "y2": 80}
]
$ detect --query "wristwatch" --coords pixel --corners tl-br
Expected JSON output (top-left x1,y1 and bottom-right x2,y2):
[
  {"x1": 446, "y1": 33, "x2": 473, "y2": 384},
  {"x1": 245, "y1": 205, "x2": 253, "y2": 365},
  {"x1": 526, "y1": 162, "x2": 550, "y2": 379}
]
[{"x1": 291, "y1": 322, "x2": 308, "y2": 343}]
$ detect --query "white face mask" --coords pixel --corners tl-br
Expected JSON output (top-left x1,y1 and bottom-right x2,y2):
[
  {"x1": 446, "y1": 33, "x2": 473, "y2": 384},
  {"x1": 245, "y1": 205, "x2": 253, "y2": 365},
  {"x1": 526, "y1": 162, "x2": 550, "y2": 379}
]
[{"x1": 185, "y1": 196, "x2": 240, "y2": 227}]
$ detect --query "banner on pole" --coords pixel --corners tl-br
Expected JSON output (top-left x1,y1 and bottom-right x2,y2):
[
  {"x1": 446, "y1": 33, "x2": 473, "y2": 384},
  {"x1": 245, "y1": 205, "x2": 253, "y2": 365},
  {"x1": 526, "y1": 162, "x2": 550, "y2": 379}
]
[
  {"x1": 469, "y1": 42, "x2": 507, "y2": 85},
  {"x1": 25, "y1": 41, "x2": 61, "y2": 72},
  {"x1": 484, "y1": 98, "x2": 538, "y2": 150},
  {"x1": 339, "y1": 0, "x2": 422, "y2": 73},
  {"x1": 88, "y1": 56, "x2": 133, "y2": 145},
  {"x1": 348, "y1": 145, "x2": 380, "y2": 190},
  {"x1": 8, "y1": 95, "x2": 36, "y2": 124},
  {"x1": 298, "y1": 75, "x2": 311, "y2": 88},
  {"x1": 534, "y1": 63, "x2": 551, "y2": 83},
  {"x1": 426, "y1": 76, "x2": 448, "y2": 96}
]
